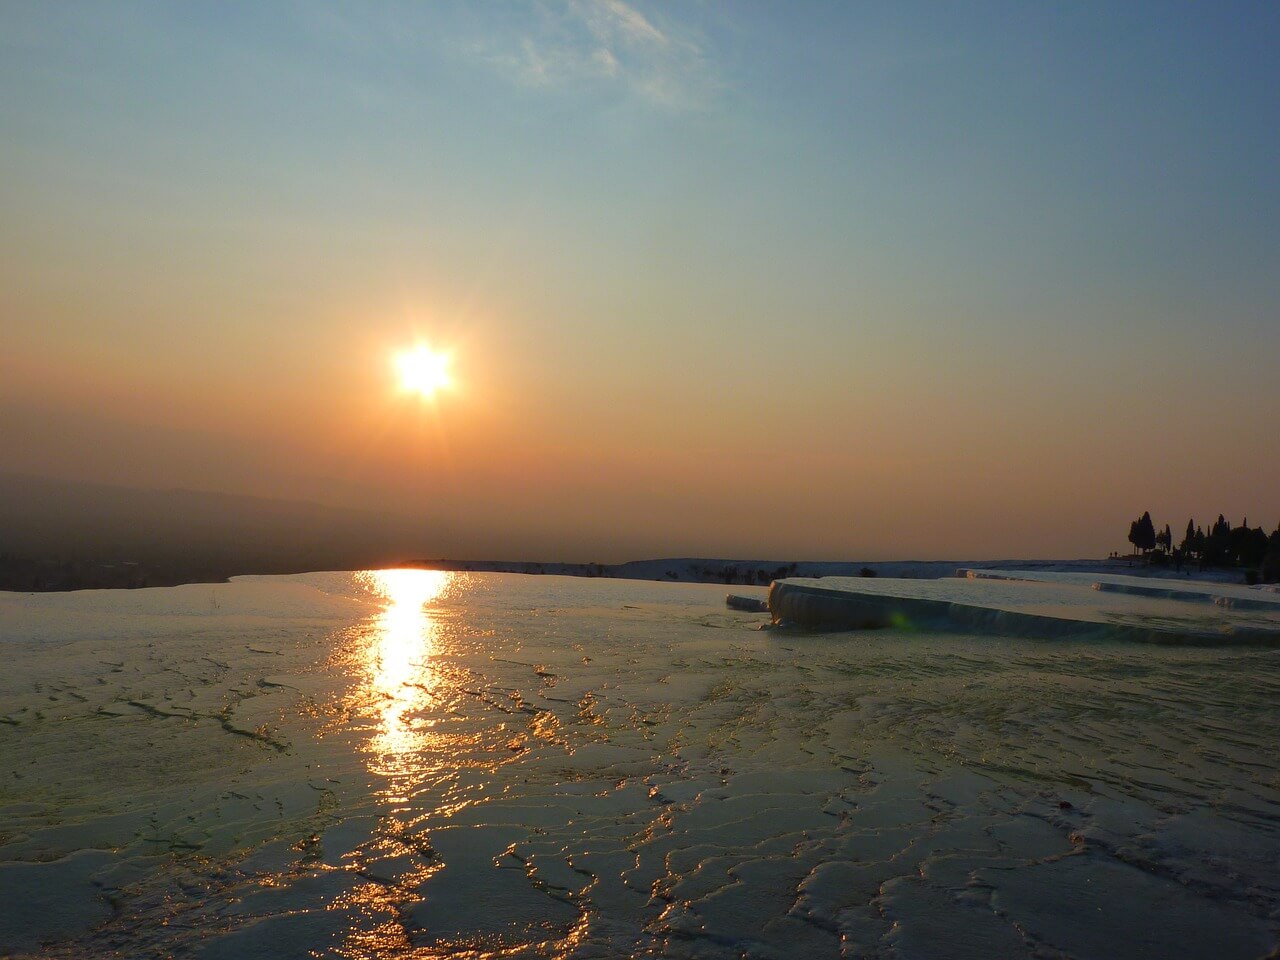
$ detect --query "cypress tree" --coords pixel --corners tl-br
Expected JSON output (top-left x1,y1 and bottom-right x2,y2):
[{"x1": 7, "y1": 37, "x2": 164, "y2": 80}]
[{"x1": 1137, "y1": 512, "x2": 1156, "y2": 553}]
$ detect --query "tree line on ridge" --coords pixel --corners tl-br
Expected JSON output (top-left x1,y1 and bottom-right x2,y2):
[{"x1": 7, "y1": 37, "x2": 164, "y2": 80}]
[{"x1": 1126, "y1": 511, "x2": 1280, "y2": 582}]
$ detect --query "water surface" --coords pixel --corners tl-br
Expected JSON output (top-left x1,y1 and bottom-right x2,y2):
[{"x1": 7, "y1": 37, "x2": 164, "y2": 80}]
[{"x1": 1, "y1": 572, "x2": 1277, "y2": 958}]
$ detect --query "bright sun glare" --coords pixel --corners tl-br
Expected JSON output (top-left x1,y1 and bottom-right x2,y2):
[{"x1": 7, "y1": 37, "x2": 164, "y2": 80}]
[{"x1": 395, "y1": 345, "x2": 452, "y2": 398}]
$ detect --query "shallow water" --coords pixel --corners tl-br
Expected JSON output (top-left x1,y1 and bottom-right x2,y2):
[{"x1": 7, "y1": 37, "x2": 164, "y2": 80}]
[{"x1": 1, "y1": 571, "x2": 1277, "y2": 958}]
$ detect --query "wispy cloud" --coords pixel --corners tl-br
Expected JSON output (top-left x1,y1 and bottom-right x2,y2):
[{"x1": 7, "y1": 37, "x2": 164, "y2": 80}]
[
  {"x1": 476, "y1": 1, "x2": 718, "y2": 110},
  {"x1": 578, "y1": 0, "x2": 668, "y2": 47}
]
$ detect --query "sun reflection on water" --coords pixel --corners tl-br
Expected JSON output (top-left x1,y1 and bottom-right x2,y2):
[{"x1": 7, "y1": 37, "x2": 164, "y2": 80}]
[
  {"x1": 356, "y1": 569, "x2": 451, "y2": 797},
  {"x1": 330, "y1": 571, "x2": 596, "y2": 958},
  {"x1": 344, "y1": 568, "x2": 502, "y2": 812}
]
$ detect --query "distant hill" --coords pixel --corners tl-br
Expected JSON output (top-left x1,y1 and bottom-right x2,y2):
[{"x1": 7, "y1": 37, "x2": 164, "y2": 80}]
[
  {"x1": 0, "y1": 473, "x2": 453, "y2": 587},
  {"x1": 411, "y1": 556, "x2": 1151, "y2": 586}
]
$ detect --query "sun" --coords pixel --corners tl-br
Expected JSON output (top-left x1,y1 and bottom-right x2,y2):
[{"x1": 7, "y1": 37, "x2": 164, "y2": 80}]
[{"x1": 395, "y1": 345, "x2": 452, "y2": 398}]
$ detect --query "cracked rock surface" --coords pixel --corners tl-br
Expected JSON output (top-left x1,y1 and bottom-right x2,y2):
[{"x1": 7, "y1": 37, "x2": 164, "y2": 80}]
[{"x1": 1, "y1": 571, "x2": 1277, "y2": 958}]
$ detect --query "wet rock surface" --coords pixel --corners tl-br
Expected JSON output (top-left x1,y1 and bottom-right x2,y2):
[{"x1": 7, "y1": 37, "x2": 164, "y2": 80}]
[{"x1": 1, "y1": 571, "x2": 1277, "y2": 958}]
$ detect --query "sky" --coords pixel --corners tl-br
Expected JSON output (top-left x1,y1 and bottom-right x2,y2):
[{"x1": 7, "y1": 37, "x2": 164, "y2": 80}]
[{"x1": 3, "y1": 1, "x2": 1278, "y2": 561}]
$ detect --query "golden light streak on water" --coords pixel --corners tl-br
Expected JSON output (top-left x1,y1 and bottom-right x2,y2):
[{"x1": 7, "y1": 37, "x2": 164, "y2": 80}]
[
  {"x1": 355, "y1": 569, "x2": 451, "y2": 799},
  {"x1": 337, "y1": 573, "x2": 594, "y2": 957}
]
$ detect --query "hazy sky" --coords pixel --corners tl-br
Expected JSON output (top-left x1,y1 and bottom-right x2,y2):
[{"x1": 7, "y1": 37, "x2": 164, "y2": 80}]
[{"x1": 3, "y1": 2, "x2": 1278, "y2": 560}]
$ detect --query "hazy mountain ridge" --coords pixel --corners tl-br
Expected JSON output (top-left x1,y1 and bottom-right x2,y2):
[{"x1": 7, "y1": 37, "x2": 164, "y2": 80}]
[
  {"x1": 0, "y1": 473, "x2": 452, "y2": 588},
  {"x1": 411, "y1": 555, "x2": 1222, "y2": 586}
]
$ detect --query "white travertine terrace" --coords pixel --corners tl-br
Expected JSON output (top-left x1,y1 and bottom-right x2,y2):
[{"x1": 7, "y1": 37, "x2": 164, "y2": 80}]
[
  {"x1": 1, "y1": 571, "x2": 1278, "y2": 958},
  {"x1": 769, "y1": 572, "x2": 1280, "y2": 644}
]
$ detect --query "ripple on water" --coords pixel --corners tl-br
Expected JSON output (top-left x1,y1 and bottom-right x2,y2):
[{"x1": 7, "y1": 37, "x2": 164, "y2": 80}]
[{"x1": 0, "y1": 572, "x2": 1277, "y2": 958}]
